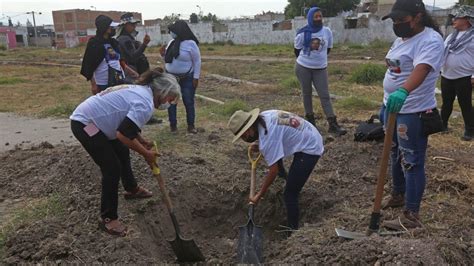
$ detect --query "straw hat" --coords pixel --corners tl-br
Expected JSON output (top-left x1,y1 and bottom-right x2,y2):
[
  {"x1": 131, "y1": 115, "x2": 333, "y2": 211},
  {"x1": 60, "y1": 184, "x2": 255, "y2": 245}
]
[{"x1": 228, "y1": 108, "x2": 260, "y2": 143}]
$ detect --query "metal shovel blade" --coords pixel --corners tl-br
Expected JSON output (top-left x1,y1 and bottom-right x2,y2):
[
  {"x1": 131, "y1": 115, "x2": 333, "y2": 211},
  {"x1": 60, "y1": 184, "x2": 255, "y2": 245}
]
[
  {"x1": 237, "y1": 219, "x2": 263, "y2": 263},
  {"x1": 335, "y1": 228, "x2": 407, "y2": 240},
  {"x1": 169, "y1": 235, "x2": 205, "y2": 263}
]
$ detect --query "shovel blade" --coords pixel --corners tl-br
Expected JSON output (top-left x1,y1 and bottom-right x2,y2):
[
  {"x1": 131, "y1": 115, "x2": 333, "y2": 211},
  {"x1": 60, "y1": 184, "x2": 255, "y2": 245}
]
[
  {"x1": 335, "y1": 228, "x2": 366, "y2": 240},
  {"x1": 169, "y1": 235, "x2": 205, "y2": 262},
  {"x1": 237, "y1": 220, "x2": 263, "y2": 263}
]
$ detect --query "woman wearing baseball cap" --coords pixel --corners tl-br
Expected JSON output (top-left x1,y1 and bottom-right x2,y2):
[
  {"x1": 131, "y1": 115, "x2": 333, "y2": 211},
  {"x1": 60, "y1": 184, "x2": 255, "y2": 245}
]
[
  {"x1": 379, "y1": 0, "x2": 444, "y2": 230},
  {"x1": 228, "y1": 109, "x2": 324, "y2": 231}
]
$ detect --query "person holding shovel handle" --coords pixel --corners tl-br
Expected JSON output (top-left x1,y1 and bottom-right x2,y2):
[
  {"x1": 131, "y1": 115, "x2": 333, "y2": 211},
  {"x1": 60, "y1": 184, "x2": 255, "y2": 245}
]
[
  {"x1": 379, "y1": 0, "x2": 444, "y2": 230},
  {"x1": 70, "y1": 68, "x2": 181, "y2": 236},
  {"x1": 228, "y1": 109, "x2": 324, "y2": 231}
]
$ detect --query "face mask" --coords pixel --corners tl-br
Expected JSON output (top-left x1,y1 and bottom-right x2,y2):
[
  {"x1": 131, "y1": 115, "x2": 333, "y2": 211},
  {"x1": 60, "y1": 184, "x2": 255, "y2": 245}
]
[
  {"x1": 110, "y1": 29, "x2": 116, "y2": 37},
  {"x1": 393, "y1": 21, "x2": 414, "y2": 38},
  {"x1": 242, "y1": 129, "x2": 259, "y2": 143},
  {"x1": 313, "y1": 20, "x2": 323, "y2": 27},
  {"x1": 131, "y1": 30, "x2": 139, "y2": 38},
  {"x1": 170, "y1": 31, "x2": 178, "y2": 39},
  {"x1": 158, "y1": 102, "x2": 171, "y2": 110}
]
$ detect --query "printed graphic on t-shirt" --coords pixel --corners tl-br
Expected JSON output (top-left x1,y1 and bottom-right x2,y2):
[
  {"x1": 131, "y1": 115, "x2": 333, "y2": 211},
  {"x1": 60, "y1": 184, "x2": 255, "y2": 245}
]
[
  {"x1": 104, "y1": 44, "x2": 120, "y2": 61},
  {"x1": 311, "y1": 38, "x2": 324, "y2": 51},
  {"x1": 277, "y1": 111, "x2": 303, "y2": 130},
  {"x1": 98, "y1": 84, "x2": 129, "y2": 96},
  {"x1": 386, "y1": 58, "x2": 401, "y2": 75}
]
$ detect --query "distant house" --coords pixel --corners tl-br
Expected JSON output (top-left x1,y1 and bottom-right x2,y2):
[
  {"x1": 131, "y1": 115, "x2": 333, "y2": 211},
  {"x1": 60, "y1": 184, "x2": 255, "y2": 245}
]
[
  {"x1": 52, "y1": 9, "x2": 142, "y2": 48},
  {"x1": 0, "y1": 26, "x2": 17, "y2": 49},
  {"x1": 254, "y1": 11, "x2": 285, "y2": 22}
]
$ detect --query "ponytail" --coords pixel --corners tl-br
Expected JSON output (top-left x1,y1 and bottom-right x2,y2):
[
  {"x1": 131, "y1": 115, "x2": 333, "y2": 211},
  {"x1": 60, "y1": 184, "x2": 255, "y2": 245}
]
[{"x1": 420, "y1": 12, "x2": 443, "y2": 36}]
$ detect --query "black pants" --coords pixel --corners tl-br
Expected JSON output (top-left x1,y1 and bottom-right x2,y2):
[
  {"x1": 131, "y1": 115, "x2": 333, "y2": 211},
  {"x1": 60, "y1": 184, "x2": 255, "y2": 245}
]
[
  {"x1": 284, "y1": 152, "x2": 320, "y2": 230},
  {"x1": 71, "y1": 120, "x2": 138, "y2": 220},
  {"x1": 441, "y1": 76, "x2": 474, "y2": 133}
]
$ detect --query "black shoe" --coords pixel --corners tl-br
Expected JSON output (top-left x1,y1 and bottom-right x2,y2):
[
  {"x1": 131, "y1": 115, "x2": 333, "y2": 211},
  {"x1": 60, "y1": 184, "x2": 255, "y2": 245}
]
[
  {"x1": 305, "y1": 113, "x2": 316, "y2": 127},
  {"x1": 187, "y1": 125, "x2": 197, "y2": 134},
  {"x1": 170, "y1": 125, "x2": 177, "y2": 133},
  {"x1": 327, "y1": 116, "x2": 347, "y2": 136},
  {"x1": 461, "y1": 131, "x2": 473, "y2": 141},
  {"x1": 146, "y1": 117, "x2": 163, "y2": 125}
]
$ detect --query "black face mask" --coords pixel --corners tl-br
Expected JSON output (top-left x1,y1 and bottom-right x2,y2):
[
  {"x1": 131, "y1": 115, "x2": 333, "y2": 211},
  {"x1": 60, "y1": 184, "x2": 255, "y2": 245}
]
[
  {"x1": 393, "y1": 21, "x2": 414, "y2": 38},
  {"x1": 313, "y1": 20, "x2": 323, "y2": 27}
]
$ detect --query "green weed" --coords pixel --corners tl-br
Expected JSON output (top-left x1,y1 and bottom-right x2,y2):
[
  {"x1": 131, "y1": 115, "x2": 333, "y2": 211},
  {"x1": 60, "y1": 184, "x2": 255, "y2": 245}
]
[
  {"x1": 350, "y1": 63, "x2": 386, "y2": 85},
  {"x1": 41, "y1": 103, "x2": 76, "y2": 117},
  {"x1": 0, "y1": 77, "x2": 25, "y2": 85},
  {"x1": 335, "y1": 96, "x2": 380, "y2": 111}
]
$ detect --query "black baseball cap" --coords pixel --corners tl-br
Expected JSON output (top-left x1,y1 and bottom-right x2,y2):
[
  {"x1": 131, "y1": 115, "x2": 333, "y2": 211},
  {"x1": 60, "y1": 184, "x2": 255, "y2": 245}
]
[{"x1": 382, "y1": 0, "x2": 426, "y2": 20}]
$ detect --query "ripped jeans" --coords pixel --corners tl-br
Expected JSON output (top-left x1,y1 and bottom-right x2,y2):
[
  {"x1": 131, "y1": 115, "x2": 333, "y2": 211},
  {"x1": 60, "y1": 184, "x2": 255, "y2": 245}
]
[{"x1": 380, "y1": 106, "x2": 428, "y2": 213}]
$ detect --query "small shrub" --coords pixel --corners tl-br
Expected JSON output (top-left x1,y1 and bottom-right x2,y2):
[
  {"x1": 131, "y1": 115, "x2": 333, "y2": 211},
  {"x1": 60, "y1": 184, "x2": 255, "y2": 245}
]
[
  {"x1": 370, "y1": 39, "x2": 391, "y2": 49},
  {"x1": 41, "y1": 103, "x2": 76, "y2": 117},
  {"x1": 0, "y1": 44, "x2": 6, "y2": 51},
  {"x1": 207, "y1": 47, "x2": 215, "y2": 51},
  {"x1": 279, "y1": 76, "x2": 300, "y2": 91},
  {"x1": 226, "y1": 40, "x2": 234, "y2": 46},
  {"x1": 208, "y1": 99, "x2": 249, "y2": 117},
  {"x1": 0, "y1": 77, "x2": 25, "y2": 85},
  {"x1": 348, "y1": 43, "x2": 364, "y2": 49},
  {"x1": 350, "y1": 63, "x2": 386, "y2": 85},
  {"x1": 335, "y1": 96, "x2": 380, "y2": 111}
]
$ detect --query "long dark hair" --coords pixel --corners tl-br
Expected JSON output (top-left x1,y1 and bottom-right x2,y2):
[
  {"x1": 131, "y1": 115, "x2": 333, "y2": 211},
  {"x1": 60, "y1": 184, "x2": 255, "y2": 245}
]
[
  {"x1": 135, "y1": 67, "x2": 164, "y2": 85},
  {"x1": 164, "y1": 20, "x2": 199, "y2": 63},
  {"x1": 421, "y1": 12, "x2": 442, "y2": 36}
]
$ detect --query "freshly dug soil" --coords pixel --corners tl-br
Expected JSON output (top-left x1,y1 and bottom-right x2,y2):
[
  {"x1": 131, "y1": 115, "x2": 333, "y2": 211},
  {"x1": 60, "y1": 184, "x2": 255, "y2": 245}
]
[{"x1": 0, "y1": 127, "x2": 472, "y2": 264}]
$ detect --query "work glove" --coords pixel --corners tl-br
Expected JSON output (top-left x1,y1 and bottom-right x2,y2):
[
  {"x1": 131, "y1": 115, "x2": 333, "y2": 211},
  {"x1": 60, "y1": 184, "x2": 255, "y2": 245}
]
[{"x1": 387, "y1": 87, "x2": 409, "y2": 113}]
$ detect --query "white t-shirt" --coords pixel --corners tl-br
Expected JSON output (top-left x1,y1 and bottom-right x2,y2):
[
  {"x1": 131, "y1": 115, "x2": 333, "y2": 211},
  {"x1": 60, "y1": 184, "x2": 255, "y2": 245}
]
[
  {"x1": 94, "y1": 43, "x2": 124, "y2": 86},
  {"x1": 295, "y1": 27, "x2": 333, "y2": 69},
  {"x1": 383, "y1": 27, "x2": 444, "y2": 114},
  {"x1": 441, "y1": 31, "x2": 474, "y2": 80},
  {"x1": 165, "y1": 40, "x2": 201, "y2": 79},
  {"x1": 70, "y1": 84, "x2": 154, "y2": 139},
  {"x1": 258, "y1": 110, "x2": 324, "y2": 166}
]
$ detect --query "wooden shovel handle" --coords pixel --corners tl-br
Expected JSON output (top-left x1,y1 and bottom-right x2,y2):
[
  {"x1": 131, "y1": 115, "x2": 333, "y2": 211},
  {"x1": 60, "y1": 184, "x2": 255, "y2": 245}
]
[
  {"x1": 153, "y1": 141, "x2": 174, "y2": 212},
  {"x1": 248, "y1": 146, "x2": 262, "y2": 198},
  {"x1": 372, "y1": 113, "x2": 397, "y2": 213}
]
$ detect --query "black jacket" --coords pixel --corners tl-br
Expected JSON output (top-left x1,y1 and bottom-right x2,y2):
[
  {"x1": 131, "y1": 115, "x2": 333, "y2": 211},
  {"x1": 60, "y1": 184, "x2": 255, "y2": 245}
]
[
  {"x1": 80, "y1": 36, "x2": 120, "y2": 81},
  {"x1": 116, "y1": 33, "x2": 149, "y2": 74}
]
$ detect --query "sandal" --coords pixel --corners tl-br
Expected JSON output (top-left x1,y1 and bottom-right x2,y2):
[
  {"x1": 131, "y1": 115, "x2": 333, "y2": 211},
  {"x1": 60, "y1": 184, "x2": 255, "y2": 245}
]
[
  {"x1": 124, "y1": 186, "x2": 153, "y2": 200},
  {"x1": 98, "y1": 218, "x2": 127, "y2": 237}
]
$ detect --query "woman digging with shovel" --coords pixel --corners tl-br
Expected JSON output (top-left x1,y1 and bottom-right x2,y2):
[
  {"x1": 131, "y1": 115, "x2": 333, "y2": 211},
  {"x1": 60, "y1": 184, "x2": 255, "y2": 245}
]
[
  {"x1": 70, "y1": 68, "x2": 181, "y2": 236},
  {"x1": 228, "y1": 109, "x2": 324, "y2": 232}
]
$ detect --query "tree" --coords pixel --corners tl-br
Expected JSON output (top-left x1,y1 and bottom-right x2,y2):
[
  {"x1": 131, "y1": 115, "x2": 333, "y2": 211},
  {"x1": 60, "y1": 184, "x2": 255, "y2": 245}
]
[
  {"x1": 163, "y1": 13, "x2": 181, "y2": 24},
  {"x1": 201, "y1": 12, "x2": 219, "y2": 23},
  {"x1": 457, "y1": 0, "x2": 474, "y2": 5},
  {"x1": 284, "y1": 0, "x2": 360, "y2": 19},
  {"x1": 190, "y1": 13, "x2": 198, "y2": 24}
]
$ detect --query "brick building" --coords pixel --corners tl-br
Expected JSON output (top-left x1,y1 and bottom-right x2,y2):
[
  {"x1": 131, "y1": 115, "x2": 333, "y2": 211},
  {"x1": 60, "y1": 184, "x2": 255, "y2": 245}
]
[{"x1": 52, "y1": 9, "x2": 141, "y2": 48}]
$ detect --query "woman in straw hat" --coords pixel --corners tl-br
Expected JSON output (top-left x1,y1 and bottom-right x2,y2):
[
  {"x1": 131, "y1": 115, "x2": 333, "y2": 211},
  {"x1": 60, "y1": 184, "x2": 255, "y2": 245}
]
[{"x1": 228, "y1": 109, "x2": 324, "y2": 231}]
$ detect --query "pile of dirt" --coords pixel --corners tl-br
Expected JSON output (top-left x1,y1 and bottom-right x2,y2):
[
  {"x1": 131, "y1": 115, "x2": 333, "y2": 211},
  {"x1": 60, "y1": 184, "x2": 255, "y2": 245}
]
[{"x1": 0, "y1": 128, "x2": 472, "y2": 264}]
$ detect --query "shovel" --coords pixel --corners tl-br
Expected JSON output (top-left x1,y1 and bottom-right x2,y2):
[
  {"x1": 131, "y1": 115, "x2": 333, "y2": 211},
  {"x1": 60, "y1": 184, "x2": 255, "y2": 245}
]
[
  {"x1": 237, "y1": 146, "x2": 264, "y2": 263},
  {"x1": 336, "y1": 113, "x2": 405, "y2": 239},
  {"x1": 152, "y1": 142, "x2": 205, "y2": 262}
]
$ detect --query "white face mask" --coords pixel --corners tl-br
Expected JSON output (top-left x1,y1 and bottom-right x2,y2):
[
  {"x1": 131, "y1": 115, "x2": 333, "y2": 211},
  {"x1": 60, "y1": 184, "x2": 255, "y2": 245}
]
[
  {"x1": 158, "y1": 102, "x2": 171, "y2": 110},
  {"x1": 170, "y1": 31, "x2": 178, "y2": 39}
]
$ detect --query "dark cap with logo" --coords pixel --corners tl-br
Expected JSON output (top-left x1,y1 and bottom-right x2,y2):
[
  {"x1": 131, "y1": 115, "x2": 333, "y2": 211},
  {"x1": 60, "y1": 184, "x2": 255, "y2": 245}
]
[{"x1": 382, "y1": 0, "x2": 426, "y2": 20}]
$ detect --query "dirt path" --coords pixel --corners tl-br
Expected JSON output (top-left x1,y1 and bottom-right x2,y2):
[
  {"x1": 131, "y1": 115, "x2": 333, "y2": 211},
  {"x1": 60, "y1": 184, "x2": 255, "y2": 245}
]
[{"x1": 0, "y1": 113, "x2": 76, "y2": 152}]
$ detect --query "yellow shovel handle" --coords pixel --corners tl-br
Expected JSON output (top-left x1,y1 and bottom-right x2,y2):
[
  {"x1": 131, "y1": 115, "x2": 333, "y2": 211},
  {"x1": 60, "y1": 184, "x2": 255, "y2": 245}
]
[
  {"x1": 247, "y1": 145, "x2": 262, "y2": 170},
  {"x1": 153, "y1": 141, "x2": 160, "y2": 175}
]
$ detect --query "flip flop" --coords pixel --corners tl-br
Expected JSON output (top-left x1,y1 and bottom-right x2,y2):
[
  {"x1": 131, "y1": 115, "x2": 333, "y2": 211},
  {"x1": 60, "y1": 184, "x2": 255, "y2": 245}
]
[
  {"x1": 98, "y1": 218, "x2": 127, "y2": 237},
  {"x1": 124, "y1": 186, "x2": 153, "y2": 200}
]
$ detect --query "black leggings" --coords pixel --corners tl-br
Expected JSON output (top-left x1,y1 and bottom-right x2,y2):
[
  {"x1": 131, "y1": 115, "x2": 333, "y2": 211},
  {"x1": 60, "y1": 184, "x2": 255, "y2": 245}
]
[
  {"x1": 441, "y1": 76, "x2": 474, "y2": 133},
  {"x1": 71, "y1": 120, "x2": 137, "y2": 220},
  {"x1": 284, "y1": 152, "x2": 320, "y2": 230}
]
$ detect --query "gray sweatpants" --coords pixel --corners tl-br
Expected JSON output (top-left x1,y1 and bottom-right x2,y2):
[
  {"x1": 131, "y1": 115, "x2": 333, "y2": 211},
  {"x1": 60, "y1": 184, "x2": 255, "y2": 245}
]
[{"x1": 295, "y1": 63, "x2": 335, "y2": 118}]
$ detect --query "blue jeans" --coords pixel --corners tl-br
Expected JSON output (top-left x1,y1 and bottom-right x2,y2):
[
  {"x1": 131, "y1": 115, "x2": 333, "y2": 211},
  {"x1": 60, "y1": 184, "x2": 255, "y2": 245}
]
[
  {"x1": 168, "y1": 73, "x2": 195, "y2": 127},
  {"x1": 284, "y1": 152, "x2": 320, "y2": 229},
  {"x1": 380, "y1": 106, "x2": 428, "y2": 213}
]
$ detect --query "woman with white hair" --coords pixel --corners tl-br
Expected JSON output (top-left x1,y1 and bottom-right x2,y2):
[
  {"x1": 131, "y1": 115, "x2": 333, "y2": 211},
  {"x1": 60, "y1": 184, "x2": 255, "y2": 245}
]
[
  {"x1": 441, "y1": 5, "x2": 474, "y2": 141},
  {"x1": 70, "y1": 68, "x2": 181, "y2": 236}
]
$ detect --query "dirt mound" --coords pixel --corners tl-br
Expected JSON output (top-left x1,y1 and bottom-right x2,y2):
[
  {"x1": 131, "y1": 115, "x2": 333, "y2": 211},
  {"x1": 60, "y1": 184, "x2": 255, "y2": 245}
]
[{"x1": 0, "y1": 129, "x2": 472, "y2": 264}]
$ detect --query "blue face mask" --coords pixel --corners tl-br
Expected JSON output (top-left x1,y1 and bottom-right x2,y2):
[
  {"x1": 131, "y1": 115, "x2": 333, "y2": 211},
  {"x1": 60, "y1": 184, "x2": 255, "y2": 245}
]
[{"x1": 170, "y1": 31, "x2": 178, "y2": 39}]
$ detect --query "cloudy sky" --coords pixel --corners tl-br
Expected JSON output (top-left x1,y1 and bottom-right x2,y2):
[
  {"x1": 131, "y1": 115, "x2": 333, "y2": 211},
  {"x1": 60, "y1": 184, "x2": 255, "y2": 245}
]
[{"x1": 0, "y1": 0, "x2": 458, "y2": 26}]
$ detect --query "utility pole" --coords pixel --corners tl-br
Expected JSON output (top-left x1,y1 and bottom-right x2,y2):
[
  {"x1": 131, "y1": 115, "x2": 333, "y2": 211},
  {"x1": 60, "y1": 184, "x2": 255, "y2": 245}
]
[{"x1": 26, "y1": 11, "x2": 42, "y2": 46}]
